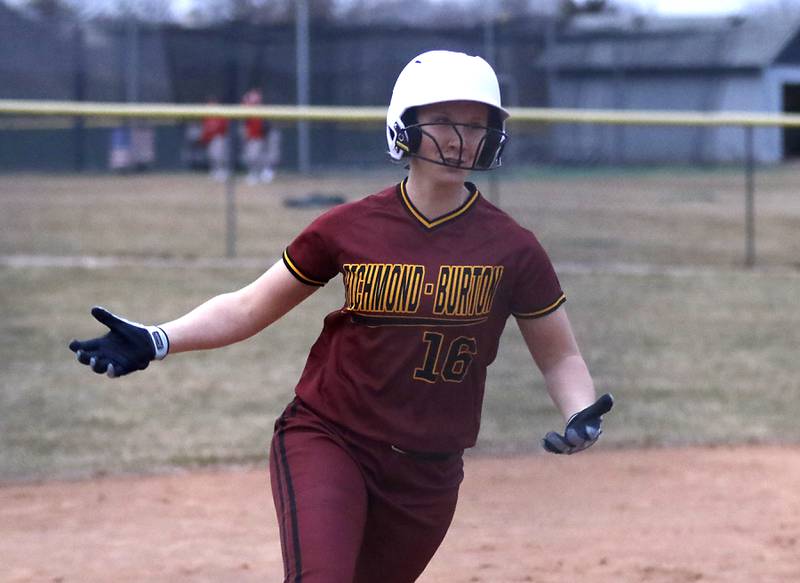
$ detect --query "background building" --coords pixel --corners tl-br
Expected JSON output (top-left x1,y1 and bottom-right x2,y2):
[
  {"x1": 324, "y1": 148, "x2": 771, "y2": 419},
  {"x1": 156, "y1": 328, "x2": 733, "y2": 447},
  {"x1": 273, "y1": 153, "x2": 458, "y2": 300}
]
[
  {"x1": 3, "y1": 3, "x2": 800, "y2": 169},
  {"x1": 537, "y1": 13, "x2": 800, "y2": 163}
]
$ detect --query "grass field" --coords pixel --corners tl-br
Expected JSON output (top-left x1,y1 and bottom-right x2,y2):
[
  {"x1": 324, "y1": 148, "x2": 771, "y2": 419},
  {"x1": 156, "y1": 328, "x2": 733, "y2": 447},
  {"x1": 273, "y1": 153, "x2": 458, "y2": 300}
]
[
  {"x1": 3, "y1": 165, "x2": 800, "y2": 266},
  {"x1": 2, "y1": 167, "x2": 800, "y2": 482}
]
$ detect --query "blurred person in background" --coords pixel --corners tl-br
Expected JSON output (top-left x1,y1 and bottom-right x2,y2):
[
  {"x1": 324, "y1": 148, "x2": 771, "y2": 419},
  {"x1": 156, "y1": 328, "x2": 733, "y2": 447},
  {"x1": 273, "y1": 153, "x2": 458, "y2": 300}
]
[
  {"x1": 241, "y1": 88, "x2": 279, "y2": 185},
  {"x1": 200, "y1": 96, "x2": 229, "y2": 182}
]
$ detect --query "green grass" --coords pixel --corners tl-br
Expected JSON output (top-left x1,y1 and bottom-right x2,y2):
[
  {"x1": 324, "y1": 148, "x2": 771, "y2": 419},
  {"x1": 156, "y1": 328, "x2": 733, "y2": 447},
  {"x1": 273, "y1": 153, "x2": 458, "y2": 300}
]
[
  {"x1": 2, "y1": 168, "x2": 800, "y2": 481},
  {"x1": 2, "y1": 166, "x2": 800, "y2": 267},
  {"x1": 483, "y1": 268, "x2": 800, "y2": 450},
  {"x1": 1, "y1": 263, "x2": 327, "y2": 481},
  {"x1": 2, "y1": 263, "x2": 798, "y2": 481}
]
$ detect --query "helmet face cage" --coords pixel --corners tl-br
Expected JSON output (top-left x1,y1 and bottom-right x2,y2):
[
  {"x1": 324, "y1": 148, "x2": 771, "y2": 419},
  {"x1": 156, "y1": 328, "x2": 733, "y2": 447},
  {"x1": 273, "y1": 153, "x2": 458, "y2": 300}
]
[{"x1": 393, "y1": 108, "x2": 508, "y2": 171}]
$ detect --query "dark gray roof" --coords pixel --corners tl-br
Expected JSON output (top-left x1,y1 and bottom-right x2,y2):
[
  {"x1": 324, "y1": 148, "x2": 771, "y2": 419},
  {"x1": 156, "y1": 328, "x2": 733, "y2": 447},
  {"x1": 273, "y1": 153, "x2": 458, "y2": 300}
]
[
  {"x1": 0, "y1": 4, "x2": 27, "y2": 24},
  {"x1": 537, "y1": 14, "x2": 800, "y2": 71}
]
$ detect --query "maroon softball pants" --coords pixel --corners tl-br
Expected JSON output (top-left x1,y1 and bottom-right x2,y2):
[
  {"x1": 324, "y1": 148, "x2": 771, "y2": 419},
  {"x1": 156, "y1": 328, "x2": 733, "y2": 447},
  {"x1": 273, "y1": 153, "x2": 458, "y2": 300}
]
[{"x1": 269, "y1": 398, "x2": 464, "y2": 583}]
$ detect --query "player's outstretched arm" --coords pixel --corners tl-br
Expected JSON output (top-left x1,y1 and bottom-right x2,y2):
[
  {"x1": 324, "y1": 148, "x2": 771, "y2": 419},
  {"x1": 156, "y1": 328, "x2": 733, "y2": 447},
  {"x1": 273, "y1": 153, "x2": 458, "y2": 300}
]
[
  {"x1": 516, "y1": 307, "x2": 614, "y2": 454},
  {"x1": 161, "y1": 259, "x2": 317, "y2": 354},
  {"x1": 69, "y1": 260, "x2": 318, "y2": 377}
]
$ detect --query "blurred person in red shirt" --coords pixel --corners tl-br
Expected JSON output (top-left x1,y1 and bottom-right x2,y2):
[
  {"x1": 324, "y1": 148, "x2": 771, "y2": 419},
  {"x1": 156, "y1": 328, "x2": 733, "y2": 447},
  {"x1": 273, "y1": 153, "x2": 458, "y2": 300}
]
[
  {"x1": 241, "y1": 88, "x2": 279, "y2": 185},
  {"x1": 200, "y1": 96, "x2": 229, "y2": 182}
]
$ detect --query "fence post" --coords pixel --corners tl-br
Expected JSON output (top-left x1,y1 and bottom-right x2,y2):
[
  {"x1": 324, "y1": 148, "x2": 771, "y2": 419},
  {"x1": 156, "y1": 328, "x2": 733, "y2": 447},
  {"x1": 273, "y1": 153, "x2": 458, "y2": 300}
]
[
  {"x1": 224, "y1": 33, "x2": 241, "y2": 259},
  {"x1": 744, "y1": 124, "x2": 755, "y2": 268},
  {"x1": 72, "y1": 24, "x2": 85, "y2": 172},
  {"x1": 225, "y1": 160, "x2": 237, "y2": 259},
  {"x1": 296, "y1": 0, "x2": 311, "y2": 173}
]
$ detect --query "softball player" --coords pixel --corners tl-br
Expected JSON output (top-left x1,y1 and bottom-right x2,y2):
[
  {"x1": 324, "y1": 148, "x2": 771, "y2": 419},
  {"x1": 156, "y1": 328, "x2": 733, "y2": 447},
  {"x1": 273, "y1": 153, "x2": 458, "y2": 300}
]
[
  {"x1": 241, "y1": 88, "x2": 278, "y2": 184},
  {"x1": 70, "y1": 50, "x2": 614, "y2": 583},
  {"x1": 200, "y1": 97, "x2": 229, "y2": 182}
]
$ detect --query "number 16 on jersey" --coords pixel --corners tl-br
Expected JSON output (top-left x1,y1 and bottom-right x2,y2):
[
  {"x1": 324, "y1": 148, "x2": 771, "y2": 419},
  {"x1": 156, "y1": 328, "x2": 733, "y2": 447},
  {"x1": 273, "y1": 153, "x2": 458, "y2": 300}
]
[{"x1": 413, "y1": 331, "x2": 477, "y2": 384}]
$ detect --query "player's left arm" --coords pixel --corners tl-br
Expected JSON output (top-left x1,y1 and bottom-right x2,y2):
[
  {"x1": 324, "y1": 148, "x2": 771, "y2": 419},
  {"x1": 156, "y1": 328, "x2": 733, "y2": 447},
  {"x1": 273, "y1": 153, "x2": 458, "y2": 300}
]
[{"x1": 516, "y1": 307, "x2": 613, "y2": 454}]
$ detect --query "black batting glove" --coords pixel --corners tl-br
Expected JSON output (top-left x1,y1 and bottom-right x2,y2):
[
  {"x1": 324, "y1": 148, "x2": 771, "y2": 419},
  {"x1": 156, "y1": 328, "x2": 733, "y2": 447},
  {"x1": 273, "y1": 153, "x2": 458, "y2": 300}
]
[
  {"x1": 68, "y1": 307, "x2": 169, "y2": 378},
  {"x1": 542, "y1": 393, "x2": 614, "y2": 455}
]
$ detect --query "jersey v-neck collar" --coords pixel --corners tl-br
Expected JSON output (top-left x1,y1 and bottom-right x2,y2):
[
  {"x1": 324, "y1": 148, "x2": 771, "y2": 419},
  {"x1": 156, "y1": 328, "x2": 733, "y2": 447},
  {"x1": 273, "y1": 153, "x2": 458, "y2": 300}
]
[{"x1": 397, "y1": 178, "x2": 481, "y2": 230}]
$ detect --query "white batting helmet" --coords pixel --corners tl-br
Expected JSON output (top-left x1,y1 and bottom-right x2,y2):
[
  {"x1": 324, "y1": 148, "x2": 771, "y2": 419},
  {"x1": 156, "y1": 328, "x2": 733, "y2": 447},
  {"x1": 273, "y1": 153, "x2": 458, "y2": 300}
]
[{"x1": 386, "y1": 50, "x2": 509, "y2": 170}]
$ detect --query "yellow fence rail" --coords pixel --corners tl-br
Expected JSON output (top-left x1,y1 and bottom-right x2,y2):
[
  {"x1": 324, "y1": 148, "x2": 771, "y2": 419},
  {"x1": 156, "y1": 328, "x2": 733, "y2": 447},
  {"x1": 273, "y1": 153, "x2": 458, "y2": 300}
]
[
  {"x1": 4, "y1": 99, "x2": 800, "y2": 127},
  {"x1": 2, "y1": 99, "x2": 794, "y2": 267}
]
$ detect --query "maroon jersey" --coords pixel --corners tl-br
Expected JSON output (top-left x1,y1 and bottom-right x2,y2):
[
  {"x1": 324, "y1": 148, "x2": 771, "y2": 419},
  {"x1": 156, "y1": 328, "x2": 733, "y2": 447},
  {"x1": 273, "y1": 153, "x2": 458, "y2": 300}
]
[{"x1": 282, "y1": 179, "x2": 565, "y2": 452}]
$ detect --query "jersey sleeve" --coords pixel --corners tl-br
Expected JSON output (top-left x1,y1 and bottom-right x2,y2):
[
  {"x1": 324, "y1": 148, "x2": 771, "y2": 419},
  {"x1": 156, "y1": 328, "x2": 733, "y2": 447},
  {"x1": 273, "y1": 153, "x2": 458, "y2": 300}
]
[
  {"x1": 510, "y1": 231, "x2": 565, "y2": 319},
  {"x1": 283, "y1": 211, "x2": 341, "y2": 287}
]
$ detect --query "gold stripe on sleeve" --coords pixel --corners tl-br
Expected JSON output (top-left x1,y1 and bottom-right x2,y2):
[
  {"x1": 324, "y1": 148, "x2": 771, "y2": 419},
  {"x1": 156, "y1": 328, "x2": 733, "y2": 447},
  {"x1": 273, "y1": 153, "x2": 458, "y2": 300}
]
[
  {"x1": 282, "y1": 249, "x2": 326, "y2": 287},
  {"x1": 513, "y1": 293, "x2": 566, "y2": 319}
]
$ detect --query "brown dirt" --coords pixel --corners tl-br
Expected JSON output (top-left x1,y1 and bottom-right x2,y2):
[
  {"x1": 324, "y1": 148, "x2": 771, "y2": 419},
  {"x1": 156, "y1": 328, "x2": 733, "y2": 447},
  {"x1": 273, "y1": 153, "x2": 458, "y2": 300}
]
[{"x1": 2, "y1": 446, "x2": 799, "y2": 583}]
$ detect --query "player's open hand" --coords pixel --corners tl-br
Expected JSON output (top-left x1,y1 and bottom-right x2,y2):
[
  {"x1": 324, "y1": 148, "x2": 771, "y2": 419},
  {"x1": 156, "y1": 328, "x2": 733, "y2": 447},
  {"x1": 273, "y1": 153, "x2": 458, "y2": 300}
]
[
  {"x1": 542, "y1": 393, "x2": 614, "y2": 455},
  {"x1": 68, "y1": 307, "x2": 169, "y2": 378}
]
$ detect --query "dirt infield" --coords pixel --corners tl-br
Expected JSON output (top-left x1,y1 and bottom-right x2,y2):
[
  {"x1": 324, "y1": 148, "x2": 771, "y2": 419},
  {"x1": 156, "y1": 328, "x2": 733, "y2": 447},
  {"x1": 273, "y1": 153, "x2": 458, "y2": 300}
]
[{"x1": 2, "y1": 446, "x2": 799, "y2": 583}]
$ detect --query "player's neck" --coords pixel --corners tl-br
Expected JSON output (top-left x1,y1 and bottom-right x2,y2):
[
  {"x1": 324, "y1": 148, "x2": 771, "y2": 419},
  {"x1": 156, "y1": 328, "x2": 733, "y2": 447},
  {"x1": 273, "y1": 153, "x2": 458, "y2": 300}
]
[{"x1": 405, "y1": 168, "x2": 470, "y2": 220}]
